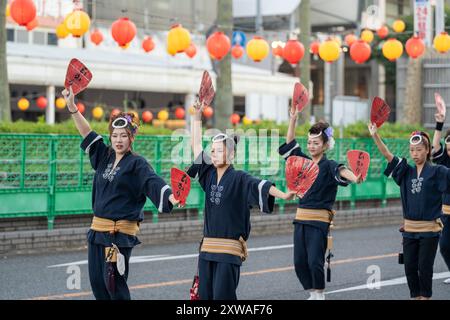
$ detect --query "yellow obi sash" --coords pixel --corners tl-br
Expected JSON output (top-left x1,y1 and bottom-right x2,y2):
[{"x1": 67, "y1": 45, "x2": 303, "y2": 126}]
[
  {"x1": 90, "y1": 216, "x2": 139, "y2": 236},
  {"x1": 404, "y1": 219, "x2": 444, "y2": 233},
  {"x1": 442, "y1": 205, "x2": 450, "y2": 216},
  {"x1": 201, "y1": 236, "x2": 248, "y2": 261},
  {"x1": 295, "y1": 208, "x2": 335, "y2": 224}
]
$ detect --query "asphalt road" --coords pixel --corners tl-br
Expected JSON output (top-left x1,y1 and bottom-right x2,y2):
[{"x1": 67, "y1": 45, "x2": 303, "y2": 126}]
[{"x1": 1, "y1": 225, "x2": 449, "y2": 300}]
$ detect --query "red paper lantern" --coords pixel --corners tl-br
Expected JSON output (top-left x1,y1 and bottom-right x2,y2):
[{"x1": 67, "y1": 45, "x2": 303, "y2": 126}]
[
  {"x1": 10, "y1": 0, "x2": 36, "y2": 26},
  {"x1": 174, "y1": 107, "x2": 185, "y2": 119},
  {"x1": 25, "y1": 17, "x2": 38, "y2": 31},
  {"x1": 310, "y1": 41, "x2": 320, "y2": 55},
  {"x1": 405, "y1": 35, "x2": 425, "y2": 59},
  {"x1": 230, "y1": 113, "x2": 240, "y2": 125},
  {"x1": 272, "y1": 44, "x2": 283, "y2": 57},
  {"x1": 90, "y1": 29, "x2": 104, "y2": 46},
  {"x1": 36, "y1": 96, "x2": 47, "y2": 109},
  {"x1": 111, "y1": 17, "x2": 136, "y2": 47},
  {"x1": 203, "y1": 106, "x2": 213, "y2": 119},
  {"x1": 206, "y1": 31, "x2": 231, "y2": 60},
  {"x1": 231, "y1": 45, "x2": 244, "y2": 59},
  {"x1": 76, "y1": 102, "x2": 85, "y2": 114},
  {"x1": 377, "y1": 26, "x2": 389, "y2": 39},
  {"x1": 282, "y1": 39, "x2": 305, "y2": 65},
  {"x1": 185, "y1": 43, "x2": 197, "y2": 58},
  {"x1": 349, "y1": 39, "x2": 371, "y2": 64},
  {"x1": 142, "y1": 111, "x2": 153, "y2": 123},
  {"x1": 344, "y1": 34, "x2": 357, "y2": 47},
  {"x1": 142, "y1": 36, "x2": 155, "y2": 53}
]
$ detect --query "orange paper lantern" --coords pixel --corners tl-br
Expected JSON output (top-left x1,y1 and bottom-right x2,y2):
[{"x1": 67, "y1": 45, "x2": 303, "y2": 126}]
[
  {"x1": 142, "y1": 111, "x2": 153, "y2": 123},
  {"x1": 90, "y1": 29, "x2": 104, "y2": 46},
  {"x1": 10, "y1": 0, "x2": 36, "y2": 26},
  {"x1": 206, "y1": 31, "x2": 231, "y2": 60},
  {"x1": 282, "y1": 39, "x2": 305, "y2": 65},
  {"x1": 230, "y1": 113, "x2": 240, "y2": 125},
  {"x1": 405, "y1": 35, "x2": 425, "y2": 59},
  {"x1": 185, "y1": 43, "x2": 197, "y2": 58},
  {"x1": 231, "y1": 45, "x2": 244, "y2": 59},
  {"x1": 142, "y1": 36, "x2": 155, "y2": 53},
  {"x1": 349, "y1": 39, "x2": 371, "y2": 64},
  {"x1": 111, "y1": 17, "x2": 136, "y2": 47}
]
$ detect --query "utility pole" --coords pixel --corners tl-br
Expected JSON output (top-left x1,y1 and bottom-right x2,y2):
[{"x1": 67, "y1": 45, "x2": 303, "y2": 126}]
[
  {"x1": 0, "y1": 0, "x2": 11, "y2": 122},
  {"x1": 298, "y1": 0, "x2": 311, "y2": 123},
  {"x1": 214, "y1": 0, "x2": 233, "y2": 131}
]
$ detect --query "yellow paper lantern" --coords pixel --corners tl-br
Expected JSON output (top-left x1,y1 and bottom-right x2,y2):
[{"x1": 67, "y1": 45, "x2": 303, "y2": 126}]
[
  {"x1": 55, "y1": 97, "x2": 66, "y2": 109},
  {"x1": 188, "y1": 106, "x2": 196, "y2": 115},
  {"x1": 242, "y1": 116, "x2": 253, "y2": 125},
  {"x1": 319, "y1": 39, "x2": 341, "y2": 63},
  {"x1": 361, "y1": 29, "x2": 374, "y2": 43},
  {"x1": 64, "y1": 9, "x2": 91, "y2": 38},
  {"x1": 92, "y1": 106, "x2": 104, "y2": 120},
  {"x1": 6, "y1": 4, "x2": 10, "y2": 17},
  {"x1": 246, "y1": 36, "x2": 270, "y2": 62},
  {"x1": 433, "y1": 32, "x2": 450, "y2": 53},
  {"x1": 130, "y1": 110, "x2": 139, "y2": 121},
  {"x1": 17, "y1": 98, "x2": 29, "y2": 111},
  {"x1": 56, "y1": 23, "x2": 70, "y2": 39},
  {"x1": 158, "y1": 110, "x2": 169, "y2": 121},
  {"x1": 167, "y1": 44, "x2": 177, "y2": 56},
  {"x1": 392, "y1": 20, "x2": 405, "y2": 33},
  {"x1": 382, "y1": 38, "x2": 403, "y2": 61},
  {"x1": 167, "y1": 24, "x2": 191, "y2": 54}
]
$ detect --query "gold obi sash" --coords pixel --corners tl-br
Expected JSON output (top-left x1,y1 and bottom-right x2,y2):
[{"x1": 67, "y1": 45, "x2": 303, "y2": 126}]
[
  {"x1": 404, "y1": 219, "x2": 444, "y2": 233},
  {"x1": 295, "y1": 208, "x2": 335, "y2": 224},
  {"x1": 201, "y1": 236, "x2": 248, "y2": 261},
  {"x1": 90, "y1": 216, "x2": 139, "y2": 236},
  {"x1": 442, "y1": 205, "x2": 450, "y2": 216}
]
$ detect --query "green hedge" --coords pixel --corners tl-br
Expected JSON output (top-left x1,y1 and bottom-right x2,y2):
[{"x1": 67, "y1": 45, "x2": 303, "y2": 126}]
[{"x1": 0, "y1": 118, "x2": 431, "y2": 138}]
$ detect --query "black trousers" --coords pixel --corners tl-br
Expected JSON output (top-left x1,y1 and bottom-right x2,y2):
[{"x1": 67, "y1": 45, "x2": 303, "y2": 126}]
[
  {"x1": 403, "y1": 236, "x2": 439, "y2": 298},
  {"x1": 198, "y1": 258, "x2": 240, "y2": 300},
  {"x1": 440, "y1": 215, "x2": 450, "y2": 272},
  {"x1": 293, "y1": 223, "x2": 328, "y2": 290},
  {"x1": 88, "y1": 242, "x2": 132, "y2": 300}
]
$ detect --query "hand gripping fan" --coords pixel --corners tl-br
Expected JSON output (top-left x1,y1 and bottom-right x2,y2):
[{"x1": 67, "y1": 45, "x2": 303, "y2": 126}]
[
  {"x1": 170, "y1": 167, "x2": 191, "y2": 206},
  {"x1": 347, "y1": 150, "x2": 370, "y2": 181},
  {"x1": 64, "y1": 58, "x2": 93, "y2": 95},
  {"x1": 198, "y1": 70, "x2": 215, "y2": 106},
  {"x1": 370, "y1": 97, "x2": 391, "y2": 128},
  {"x1": 285, "y1": 156, "x2": 320, "y2": 198},
  {"x1": 435, "y1": 92, "x2": 446, "y2": 118},
  {"x1": 293, "y1": 82, "x2": 309, "y2": 112}
]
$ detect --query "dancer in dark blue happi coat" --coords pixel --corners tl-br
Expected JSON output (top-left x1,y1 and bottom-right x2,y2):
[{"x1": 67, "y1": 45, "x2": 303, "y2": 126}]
[
  {"x1": 62, "y1": 87, "x2": 179, "y2": 300},
  {"x1": 278, "y1": 105, "x2": 362, "y2": 300},
  {"x1": 430, "y1": 95, "x2": 450, "y2": 285},
  {"x1": 187, "y1": 102, "x2": 295, "y2": 300},
  {"x1": 369, "y1": 122, "x2": 450, "y2": 299}
]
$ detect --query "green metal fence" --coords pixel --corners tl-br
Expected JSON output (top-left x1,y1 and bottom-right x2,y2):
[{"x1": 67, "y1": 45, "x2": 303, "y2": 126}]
[{"x1": 0, "y1": 133, "x2": 407, "y2": 229}]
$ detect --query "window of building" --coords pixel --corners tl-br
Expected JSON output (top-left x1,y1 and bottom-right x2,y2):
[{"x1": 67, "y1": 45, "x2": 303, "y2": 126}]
[
  {"x1": 6, "y1": 28, "x2": 14, "y2": 42},
  {"x1": 16, "y1": 29, "x2": 29, "y2": 44},
  {"x1": 32, "y1": 31, "x2": 46, "y2": 45},
  {"x1": 47, "y1": 33, "x2": 58, "y2": 46}
]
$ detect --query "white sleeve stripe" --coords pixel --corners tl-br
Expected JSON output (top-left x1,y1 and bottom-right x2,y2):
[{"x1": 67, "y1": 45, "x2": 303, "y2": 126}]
[
  {"x1": 85, "y1": 135, "x2": 102, "y2": 154},
  {"x1": 258, "y1": 180, "x2": 267, "y2": 212},
  {"x1": 158, "y1": 185, "x2": 171, "y2": 213},
  {"x1": 388, "y1": 158, "x2": 403, "y2": 178},
  {"x1": 431, "y1": 146, "x2": 445, "y2": 160},
  {"x1": 282, "y1": 143, "x2": 300, "y2": 159}
]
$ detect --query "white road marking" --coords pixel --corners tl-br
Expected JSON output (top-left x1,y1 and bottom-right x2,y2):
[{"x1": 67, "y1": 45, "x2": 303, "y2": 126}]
[
  {"x1": 326, "y1": 271, "x2": 450, "y2": 294},
  {"x1": 47, "y1": 244, "x2": 294, "y2": 268}
]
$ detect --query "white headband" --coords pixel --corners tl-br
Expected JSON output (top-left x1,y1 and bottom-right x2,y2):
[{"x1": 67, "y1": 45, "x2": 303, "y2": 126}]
[{"x1": 112, "y1": 117, "x2": 129, "y2": 129}]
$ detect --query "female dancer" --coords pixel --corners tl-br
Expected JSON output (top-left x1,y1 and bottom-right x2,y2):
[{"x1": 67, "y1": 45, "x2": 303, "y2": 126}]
[
  {"x1": 369, "y1": 122, "x2": 448, "y2": 299},
  {"x1": 62, "y1": 86, "x2": 179, "y2": 300},
  {"x1": 279, "y1": 105, "x2": 362, "y2": 300},
  {"x1": 430, "y1": 94, "x2": 450, "y2": 285},
  {"x1": 187, "y1": 102, "x2": 295, "y2": 300}
]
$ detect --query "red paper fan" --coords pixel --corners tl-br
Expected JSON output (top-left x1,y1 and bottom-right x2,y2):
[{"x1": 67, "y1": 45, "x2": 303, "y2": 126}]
[
  {"x1": 285, "y1": 156, "x2": 319, "y2": 198},
  {"x1": 170, "y1": 167, "x2": 191, "y2": 206},
  {"x1": 347, "y1": 150, "x2": 370, "y2": 181},
  {"x1": 64, "y1": 58, "x2": 93, "y2": 95},
  {"x1": 370, "y1": 97, "x2": 391, "y2": 128}
]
